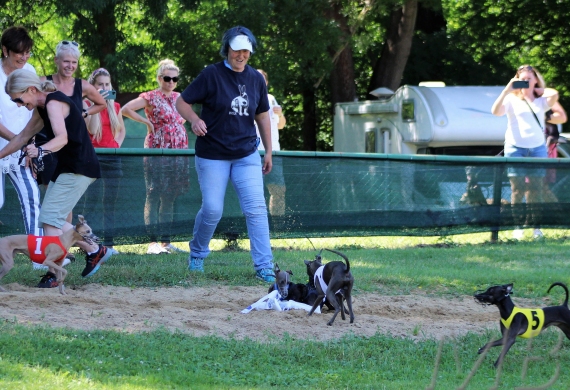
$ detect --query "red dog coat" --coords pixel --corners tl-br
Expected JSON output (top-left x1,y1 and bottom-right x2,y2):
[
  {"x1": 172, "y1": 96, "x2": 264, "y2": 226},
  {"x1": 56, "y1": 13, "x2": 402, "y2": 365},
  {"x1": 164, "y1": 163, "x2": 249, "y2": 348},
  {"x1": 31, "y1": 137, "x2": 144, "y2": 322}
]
[{"x1": 27, "y1": 235, "x2": 67, "y2": 264}]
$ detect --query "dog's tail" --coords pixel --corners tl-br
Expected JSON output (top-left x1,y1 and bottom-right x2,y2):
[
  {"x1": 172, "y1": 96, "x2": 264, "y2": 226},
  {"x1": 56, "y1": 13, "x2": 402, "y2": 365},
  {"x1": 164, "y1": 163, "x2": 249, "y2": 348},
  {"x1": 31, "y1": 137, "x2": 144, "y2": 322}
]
[
  {"x1": 547, "y1": 282, "x2": 569, "y2": 307},
  {"x1": 325, "y1": 248, "x2": 350, "y2": 273}
]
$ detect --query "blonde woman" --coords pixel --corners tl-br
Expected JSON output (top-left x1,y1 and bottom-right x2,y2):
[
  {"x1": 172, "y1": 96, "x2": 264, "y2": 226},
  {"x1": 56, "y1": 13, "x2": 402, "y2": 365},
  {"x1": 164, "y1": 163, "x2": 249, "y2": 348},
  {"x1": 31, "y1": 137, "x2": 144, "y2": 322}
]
[
  {"x1": 491, "y1": 65, "x2": 559, "y2": 239},
  {"x1": 122, "y1": 59, "x2": 189, "y2": 254},
  {"x1": 82, "y1": 68, "x2": 125, "y2": 254},
  {"x1": 37, "y1": 40, "x2": 105, "y2": 186},
  {"x1": 0, "y1": 69, "x2": 111, "y2": 277}
]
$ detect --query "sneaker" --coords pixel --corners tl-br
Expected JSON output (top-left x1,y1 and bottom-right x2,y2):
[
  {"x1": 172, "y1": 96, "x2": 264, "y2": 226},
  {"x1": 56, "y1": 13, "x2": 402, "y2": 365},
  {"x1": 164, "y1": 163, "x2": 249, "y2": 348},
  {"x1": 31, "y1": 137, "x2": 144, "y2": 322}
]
[
  {"x1": 37, "y1": 272, "x2": 58, "y2": 288},
  {"x1": 108, "y1": 248, "x2": 120, "y2": 255},
  {"x1": 81, "y1": 245, "x2": 112, "y2": 277},
  {"x1": 533, "y1": 229, "x2": 544, "y2": 239},
  {"x1": 163, "y1": 244, "x2": 188, "y2": 253},
  {"x1": 32, "y1": 262, "x2": 48, "y2": 271},
  {"x1": 512, "y1": 229, "x2": 524, "y2": 240},
  {"x1": 256, "y1": 268, "x2": 276, "y2": 283},
  {"x1": 188, "y1": 256, "x2": 204, "y2": 272},
  {"x1": 147, "y1": 242, "x2": 169, "y2": 255}
]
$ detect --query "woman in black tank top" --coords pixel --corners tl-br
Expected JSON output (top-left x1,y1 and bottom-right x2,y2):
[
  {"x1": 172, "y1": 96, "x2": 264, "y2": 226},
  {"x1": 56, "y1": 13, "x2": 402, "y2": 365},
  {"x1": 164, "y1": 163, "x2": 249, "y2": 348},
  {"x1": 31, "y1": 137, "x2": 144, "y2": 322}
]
[
  {"x1": 1, "y1": 69, "x2": 113, "y2": 278},
  {"x1": 36, "y1": 41, "x2": 105, "y2": 185}
]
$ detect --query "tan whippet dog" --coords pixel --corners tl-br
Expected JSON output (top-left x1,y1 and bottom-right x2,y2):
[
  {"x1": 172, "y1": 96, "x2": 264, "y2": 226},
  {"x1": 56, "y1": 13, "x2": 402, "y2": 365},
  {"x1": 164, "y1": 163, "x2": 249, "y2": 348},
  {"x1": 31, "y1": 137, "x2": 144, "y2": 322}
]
[{"x1": 0, "y1": 215, "x2": 97, "y2": 295}]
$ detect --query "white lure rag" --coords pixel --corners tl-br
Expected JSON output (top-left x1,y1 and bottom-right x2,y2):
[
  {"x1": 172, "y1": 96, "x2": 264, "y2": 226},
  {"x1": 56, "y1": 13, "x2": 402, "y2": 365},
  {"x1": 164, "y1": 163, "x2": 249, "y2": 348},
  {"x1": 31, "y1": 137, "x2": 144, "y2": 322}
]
[{"x1": 241, "y1": 290, "x2": 321, "y2": 314}]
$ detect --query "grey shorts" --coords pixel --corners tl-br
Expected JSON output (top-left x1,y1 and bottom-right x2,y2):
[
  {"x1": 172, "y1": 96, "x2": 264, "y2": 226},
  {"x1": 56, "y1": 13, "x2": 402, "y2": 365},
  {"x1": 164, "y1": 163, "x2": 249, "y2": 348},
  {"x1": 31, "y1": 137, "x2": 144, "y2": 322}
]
[{"x1": 39, "y1": 173, "x2": 95, "y2": 229}]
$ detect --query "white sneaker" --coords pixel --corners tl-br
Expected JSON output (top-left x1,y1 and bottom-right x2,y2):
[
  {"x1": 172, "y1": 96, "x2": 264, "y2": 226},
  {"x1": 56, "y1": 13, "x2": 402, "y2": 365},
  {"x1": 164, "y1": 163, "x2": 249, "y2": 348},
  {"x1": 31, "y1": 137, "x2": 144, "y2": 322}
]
[
  {"x1": 108, "y1": 248, "x2": 120, "y2": 255},
  {"x1": 32, "y1": 262, "x2": 48, "y2": 271},
  {"x1": 147, "y1": 242, "x2": 169, "y2": 255},
  {"x1": 533, "y1": 229, "x2": 544, "y2": 239},
  {"x1": 163, "y1": 244, "x2": 188, "y2": 253},
  {"x1": 512, "y1": 229, "x2": 524, "y2": 240},
  {"x1": 32, "y1": 257, "x2": 71, "y2": 270}
]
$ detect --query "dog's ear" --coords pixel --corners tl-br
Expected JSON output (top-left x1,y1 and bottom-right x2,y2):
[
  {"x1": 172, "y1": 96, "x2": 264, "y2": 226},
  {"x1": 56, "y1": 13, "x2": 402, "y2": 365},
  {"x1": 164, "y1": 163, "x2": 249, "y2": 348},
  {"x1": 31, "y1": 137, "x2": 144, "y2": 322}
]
[
  {"x1": 505, "y1": 284, "x2": 513, "y2": 294},
  {"x1": 275, "y1": 263, "x2": 281, "y2": 273},
  {"x1": 304, "y1": 260, "x2": 311, "y2": 265},
  {"x1": 315, "y1": 249, "x2": 323, "y2": 261},
  {"x1": 286, "y1": 270, "x2": 293, "y2": 275},
  {"x1": 77, "y1": 215, "x2": 86, "y2": 225}
]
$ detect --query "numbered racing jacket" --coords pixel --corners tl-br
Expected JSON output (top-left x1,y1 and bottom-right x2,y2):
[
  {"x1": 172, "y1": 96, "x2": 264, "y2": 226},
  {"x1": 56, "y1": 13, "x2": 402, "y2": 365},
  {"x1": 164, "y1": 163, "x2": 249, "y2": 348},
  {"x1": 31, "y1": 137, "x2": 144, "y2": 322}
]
[{"x1": 500, "y1": 307, "x2": 545, "y2": 338}]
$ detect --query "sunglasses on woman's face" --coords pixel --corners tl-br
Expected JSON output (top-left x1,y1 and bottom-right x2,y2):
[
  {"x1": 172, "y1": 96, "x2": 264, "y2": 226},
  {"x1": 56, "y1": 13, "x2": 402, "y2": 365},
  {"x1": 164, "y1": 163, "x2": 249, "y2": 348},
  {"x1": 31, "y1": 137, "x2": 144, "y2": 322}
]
[
  {"x1": 10, "y1": 89, "x2": 28, "y2": 104},
  {"x1": 162, "y1": 76, "x2": 179, "y2": 83},
  {"x1": 60, "y1": 40, "x2": 79, "y2": 47}
]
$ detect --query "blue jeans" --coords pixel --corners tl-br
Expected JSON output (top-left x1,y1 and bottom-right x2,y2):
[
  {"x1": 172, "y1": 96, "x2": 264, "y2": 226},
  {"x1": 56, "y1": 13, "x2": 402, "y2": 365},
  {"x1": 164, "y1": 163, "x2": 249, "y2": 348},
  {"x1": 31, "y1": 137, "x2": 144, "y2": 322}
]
[
  {"x1": 190, "y1": 153, "x2": 273, "y2": 271},
  {"x1": 504, "y1": 143, "x2": 547, "y2": 177}
]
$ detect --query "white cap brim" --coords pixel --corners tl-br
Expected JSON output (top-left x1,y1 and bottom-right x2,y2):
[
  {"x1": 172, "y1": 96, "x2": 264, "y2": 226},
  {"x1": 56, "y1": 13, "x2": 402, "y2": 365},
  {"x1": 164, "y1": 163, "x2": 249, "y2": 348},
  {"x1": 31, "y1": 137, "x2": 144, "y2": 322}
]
[{"x1": 229, "y1": 35, "x2": 253, "y2": 53}]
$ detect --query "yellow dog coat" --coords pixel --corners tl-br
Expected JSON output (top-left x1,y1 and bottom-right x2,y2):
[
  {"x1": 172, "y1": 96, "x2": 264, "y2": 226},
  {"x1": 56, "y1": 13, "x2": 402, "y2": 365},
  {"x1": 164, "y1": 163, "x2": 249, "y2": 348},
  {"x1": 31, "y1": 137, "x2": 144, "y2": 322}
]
[{"x1": 500, "y1": 307, "x2": 545, "y2": 338}]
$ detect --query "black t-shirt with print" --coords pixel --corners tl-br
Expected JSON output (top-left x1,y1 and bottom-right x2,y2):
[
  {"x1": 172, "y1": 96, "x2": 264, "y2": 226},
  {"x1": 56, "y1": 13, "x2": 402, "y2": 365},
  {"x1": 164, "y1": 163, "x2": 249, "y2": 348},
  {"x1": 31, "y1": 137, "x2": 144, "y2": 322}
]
[{"x1": 180, "y1": 62, "x2": 269, "y2": 160}]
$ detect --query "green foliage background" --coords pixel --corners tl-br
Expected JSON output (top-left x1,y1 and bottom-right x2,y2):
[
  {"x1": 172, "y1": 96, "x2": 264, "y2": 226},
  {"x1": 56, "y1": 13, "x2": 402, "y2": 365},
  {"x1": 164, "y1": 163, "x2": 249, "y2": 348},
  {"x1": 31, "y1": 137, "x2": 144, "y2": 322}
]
[{"x1": 1, "y1": 0, "x2": 568, "y2": 151}]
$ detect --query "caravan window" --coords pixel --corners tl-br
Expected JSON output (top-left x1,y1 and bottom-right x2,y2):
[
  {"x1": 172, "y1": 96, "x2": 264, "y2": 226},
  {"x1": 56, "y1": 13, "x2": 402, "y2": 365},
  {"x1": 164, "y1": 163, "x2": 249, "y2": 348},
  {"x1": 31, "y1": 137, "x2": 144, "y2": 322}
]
[{"x1": 401, "y1": 100, "x2": 415, "y2": 122}]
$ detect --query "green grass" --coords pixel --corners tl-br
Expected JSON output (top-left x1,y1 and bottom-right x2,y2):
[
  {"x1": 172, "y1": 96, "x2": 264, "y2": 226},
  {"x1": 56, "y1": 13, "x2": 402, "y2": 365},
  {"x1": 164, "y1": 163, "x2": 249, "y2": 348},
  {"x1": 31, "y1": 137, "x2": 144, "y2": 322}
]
[{"x1": 2, "y1": 230, "x2": 570, "y2": 389}]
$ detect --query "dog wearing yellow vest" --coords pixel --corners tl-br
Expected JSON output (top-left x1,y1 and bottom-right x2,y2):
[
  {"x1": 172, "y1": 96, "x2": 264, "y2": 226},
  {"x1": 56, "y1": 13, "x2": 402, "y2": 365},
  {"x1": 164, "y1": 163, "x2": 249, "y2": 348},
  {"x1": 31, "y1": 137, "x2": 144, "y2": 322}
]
[{"x1": 474, "y1": 282, "x2": 570, "y2": 367}]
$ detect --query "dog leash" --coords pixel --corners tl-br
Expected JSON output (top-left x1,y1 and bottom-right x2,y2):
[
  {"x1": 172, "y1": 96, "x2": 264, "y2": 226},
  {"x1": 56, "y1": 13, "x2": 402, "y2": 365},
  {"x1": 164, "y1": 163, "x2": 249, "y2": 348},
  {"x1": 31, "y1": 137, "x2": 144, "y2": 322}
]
[{"x1": 18, "y1": 139, "x2": 51, "y2": 176}]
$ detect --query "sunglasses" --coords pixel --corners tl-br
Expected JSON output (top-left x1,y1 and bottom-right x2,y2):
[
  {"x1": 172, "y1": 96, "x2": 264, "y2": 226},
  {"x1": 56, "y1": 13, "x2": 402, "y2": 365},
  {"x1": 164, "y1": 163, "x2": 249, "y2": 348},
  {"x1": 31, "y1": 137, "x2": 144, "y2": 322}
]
[
  {"x1": 60, "y1": 40, "x2": 79, "y2": 47},
  {"x1": 517, "y1": 65, "x2": 534, "y2": 73},
  {"x1": 10, "y1": 89, "x2": 28, "y2": 104},
  {"x1": 161, "y1": 76, "x2": 179, "y2": 83}
]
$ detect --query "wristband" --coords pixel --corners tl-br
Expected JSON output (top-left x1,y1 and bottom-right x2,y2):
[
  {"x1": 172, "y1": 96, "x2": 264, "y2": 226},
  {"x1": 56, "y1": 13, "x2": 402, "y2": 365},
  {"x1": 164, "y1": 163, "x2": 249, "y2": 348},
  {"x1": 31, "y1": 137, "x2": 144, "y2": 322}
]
[{"x1": 83, "y1": 109, "x2": 89, "y2": 118}]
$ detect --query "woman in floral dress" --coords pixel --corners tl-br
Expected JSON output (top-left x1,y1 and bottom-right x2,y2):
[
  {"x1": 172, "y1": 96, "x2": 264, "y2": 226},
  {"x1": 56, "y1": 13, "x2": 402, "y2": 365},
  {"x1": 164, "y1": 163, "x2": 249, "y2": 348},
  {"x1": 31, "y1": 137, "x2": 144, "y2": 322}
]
[{"x1": 122, "y1": 59, "x2": 189, "y2": 254}]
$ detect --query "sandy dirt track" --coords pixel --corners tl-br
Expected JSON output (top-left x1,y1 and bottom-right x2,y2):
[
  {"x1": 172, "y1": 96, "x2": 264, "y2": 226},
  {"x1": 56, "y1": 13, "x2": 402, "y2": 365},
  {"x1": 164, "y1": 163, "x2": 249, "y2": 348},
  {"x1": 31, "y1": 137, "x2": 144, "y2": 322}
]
[{"x1": 0, "y1": 283, "x2": 507, "y2": 341}]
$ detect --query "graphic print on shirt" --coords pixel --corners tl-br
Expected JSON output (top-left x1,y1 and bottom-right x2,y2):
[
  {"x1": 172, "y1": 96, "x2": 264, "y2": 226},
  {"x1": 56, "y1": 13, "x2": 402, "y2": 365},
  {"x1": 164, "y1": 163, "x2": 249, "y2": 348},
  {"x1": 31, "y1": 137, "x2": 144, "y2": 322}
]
[{"x1": 230, "y1": 85, "x2": 249, "y2": 116}]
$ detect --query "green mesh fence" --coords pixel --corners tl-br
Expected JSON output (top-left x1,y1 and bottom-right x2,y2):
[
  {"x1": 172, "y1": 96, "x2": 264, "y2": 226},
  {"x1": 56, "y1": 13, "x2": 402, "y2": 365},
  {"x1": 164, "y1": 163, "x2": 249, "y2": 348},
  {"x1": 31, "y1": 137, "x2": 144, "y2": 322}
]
[{"x1": 1, "y1": 150, "x2": 570, "y2": 243}]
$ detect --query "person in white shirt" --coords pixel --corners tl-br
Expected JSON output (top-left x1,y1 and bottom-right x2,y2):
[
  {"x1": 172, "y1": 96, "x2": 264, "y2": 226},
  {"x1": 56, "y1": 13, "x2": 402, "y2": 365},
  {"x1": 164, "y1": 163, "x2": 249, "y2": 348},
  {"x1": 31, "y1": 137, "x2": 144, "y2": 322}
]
[
  {"x1": 491, "y1": 65, "x2": 558, "y2": 239},
  {"x1": 256, "y1": 69, "x2": 287, "y2": 215},
  {"x1": 0, "y1": 26, "x2": 41, "y2": 236}
]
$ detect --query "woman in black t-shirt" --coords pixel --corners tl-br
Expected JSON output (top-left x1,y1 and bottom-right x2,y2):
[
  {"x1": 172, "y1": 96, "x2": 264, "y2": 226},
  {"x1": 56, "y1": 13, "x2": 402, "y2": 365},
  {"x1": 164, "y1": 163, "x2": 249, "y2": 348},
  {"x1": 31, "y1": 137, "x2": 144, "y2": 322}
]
[{"x1": 176, "y1": 26, "x2": 275, "y2": 282}]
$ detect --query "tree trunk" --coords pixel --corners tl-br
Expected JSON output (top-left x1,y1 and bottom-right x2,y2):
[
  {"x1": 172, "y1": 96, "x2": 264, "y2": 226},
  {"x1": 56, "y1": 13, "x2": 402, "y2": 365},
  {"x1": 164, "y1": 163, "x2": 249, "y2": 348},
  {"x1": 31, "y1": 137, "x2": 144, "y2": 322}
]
[
  {"x1": 92, "y1": 3, "x2": 117, "y2": 81},
  {"x1": 302, "y1": 86, "x2": 317, "y2": 150},
  {"x1": 368, "y1": 0, "x2": 418, "y2": 97},
  {"x1": 327, "y1": 1, "x2": 357, "y2": 105}
]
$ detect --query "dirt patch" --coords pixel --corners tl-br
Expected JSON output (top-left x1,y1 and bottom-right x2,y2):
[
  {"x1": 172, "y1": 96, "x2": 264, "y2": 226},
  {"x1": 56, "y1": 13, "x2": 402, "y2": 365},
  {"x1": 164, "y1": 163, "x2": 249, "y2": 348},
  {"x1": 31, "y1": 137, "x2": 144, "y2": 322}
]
[{"x1": 0, "y1": 284, "x2": 500, "y2": 341}]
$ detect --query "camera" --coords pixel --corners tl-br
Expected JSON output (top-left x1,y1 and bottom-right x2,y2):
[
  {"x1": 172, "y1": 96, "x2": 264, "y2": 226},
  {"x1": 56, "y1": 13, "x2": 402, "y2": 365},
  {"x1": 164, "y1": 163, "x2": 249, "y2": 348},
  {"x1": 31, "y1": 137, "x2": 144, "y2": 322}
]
[
  {"x1": 99, "y1": 89, "x2": 117, "y2": 100},
  {"x1": 512, "y1": 80, "x2": 529, "y2": 89}
]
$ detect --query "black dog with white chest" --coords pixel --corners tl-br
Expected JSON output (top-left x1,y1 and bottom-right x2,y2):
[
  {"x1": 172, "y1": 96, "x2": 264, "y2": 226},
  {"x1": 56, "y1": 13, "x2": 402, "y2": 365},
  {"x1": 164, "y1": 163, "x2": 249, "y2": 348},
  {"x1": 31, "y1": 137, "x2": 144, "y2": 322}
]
[
  {"x1": 267, "y1": 263, "x2": 308, "y2": 303},
  {"x1": 474, "y1": 282, "x2": 570, "y2": 367},
  {"x1": 305, "y1": 248, "x2": 354, "y2": 326}
]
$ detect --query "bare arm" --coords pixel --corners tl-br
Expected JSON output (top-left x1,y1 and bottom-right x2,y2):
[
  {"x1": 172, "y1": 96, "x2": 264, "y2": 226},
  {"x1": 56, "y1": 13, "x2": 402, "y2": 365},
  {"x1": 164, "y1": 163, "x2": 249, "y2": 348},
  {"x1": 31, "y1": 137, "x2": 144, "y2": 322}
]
[
  {"x1": 255, "y1": 110, "x2": 272, "y2": 175},
  {"x1": 0, "y1": 122, "x2": 16, "y2": 141},
  {"x1": 542, "y1": 87, "x2": 559, "y2": 109},
  {"x1": 549, "y1": 101, "x2": 567, "y2": 124},
  {"x1": 81, "y1": 80, "x2": 106, "y2": 116},
  {"x1": 121, "y1": 96, "x2": 153, "y2": 133},
  {"x1": 491, "y1": 78, "x2": 519, "y2": 116},
  {"x1": 0, "y1": 109, "x2": 44, "y2": 159},
  {"x1": 175, "y1": 96, "x2": 206, "y2": 136},
  {"x1": 25, "y1": 100, "x2": 71, "y2": 160},
  {"x1": 115, "y1": 109, "x2": 126, "y2": 147},
  {"x1": 273, "y1": 105, "x2": 286, "y2": 130}
]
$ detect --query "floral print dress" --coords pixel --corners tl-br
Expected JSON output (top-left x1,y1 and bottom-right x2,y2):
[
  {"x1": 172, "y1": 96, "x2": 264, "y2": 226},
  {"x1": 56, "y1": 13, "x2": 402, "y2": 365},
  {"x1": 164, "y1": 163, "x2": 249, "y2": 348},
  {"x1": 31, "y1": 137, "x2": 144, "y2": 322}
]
[{"x1": 140, "y1": 89, "x2": 188, "y2": 149}]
